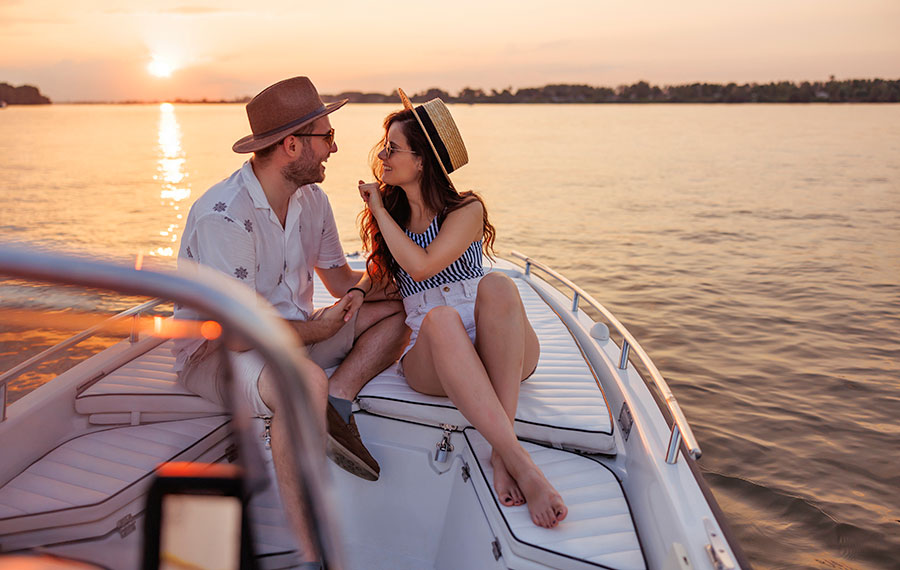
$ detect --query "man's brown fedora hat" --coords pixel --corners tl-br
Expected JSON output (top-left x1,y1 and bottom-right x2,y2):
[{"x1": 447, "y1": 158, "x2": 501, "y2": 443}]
[{"x1": 232, "y1": 77, "x2": 348, "y2": 154}]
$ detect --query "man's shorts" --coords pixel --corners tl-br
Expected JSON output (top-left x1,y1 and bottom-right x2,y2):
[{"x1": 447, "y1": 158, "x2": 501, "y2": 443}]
[
  {"x1": 179, "y1": 306, "x2": 358, "y2": 417},
  {"x1": 304, "y1": 305, "x2": 358, "y2": 370}
]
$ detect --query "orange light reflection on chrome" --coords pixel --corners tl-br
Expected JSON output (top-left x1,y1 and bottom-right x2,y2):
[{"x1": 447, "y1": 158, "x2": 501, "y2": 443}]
[
  {"x1": 200, "y1": 320, "x2": 223, "y2": 340},
  {"x1": 144, "y1": 316, "x2": 222, "y2": 340},
  {"x1": 157, "y1": 461, "x2": 240, "y2": 478},
  {"x1": 0, "y1": 309, "x2": 221, "y2": 341}
]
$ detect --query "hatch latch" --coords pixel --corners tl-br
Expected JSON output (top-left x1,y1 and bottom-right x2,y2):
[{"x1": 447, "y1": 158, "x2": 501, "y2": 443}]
[
  {"x1": 434, "y1": 424, "x2": 457, "y2": 463},
  {"x1": 257, "y1": 415, "x2": 273, "y2": 450},
  {"x1": 116, "y1": 513, "x2": 136, "y2": 538}
]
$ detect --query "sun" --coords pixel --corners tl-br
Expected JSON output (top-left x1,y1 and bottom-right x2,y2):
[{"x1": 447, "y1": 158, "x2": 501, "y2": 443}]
[{"x1": 147, "y1": 56, "x2": 175, "y2": 78}]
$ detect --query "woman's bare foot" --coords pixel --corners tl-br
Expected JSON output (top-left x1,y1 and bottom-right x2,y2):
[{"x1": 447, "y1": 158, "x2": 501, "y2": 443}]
[
  {"x1": 491, "y1": 450, "x2": 525, "y2": 506},
  {"x1": 505, "y1": 450, "x2": 568, "y2": 528}
]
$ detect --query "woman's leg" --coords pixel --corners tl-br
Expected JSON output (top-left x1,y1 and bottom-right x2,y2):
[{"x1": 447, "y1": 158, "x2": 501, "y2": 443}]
[
  {"x1": 475, "y1": 274, "x2": 540, "y2": 506},
  {"x1": 403, "y1": 305, "x2": 566, "y2": 528},
  {"x1": 473, "y1": 272, "x2": 541, "y2": 506}
]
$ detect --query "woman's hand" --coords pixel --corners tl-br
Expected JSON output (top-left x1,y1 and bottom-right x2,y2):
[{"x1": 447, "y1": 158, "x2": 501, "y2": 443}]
[
  {"x1": 290, "y1": 294, "x2": 357, "y2": 344},
  {"x1": 358, "y1": 180, "x2": 385, "y2": 214},
  {"x1": 315, "y1": 294, "x2": 356, "y2": 330}
]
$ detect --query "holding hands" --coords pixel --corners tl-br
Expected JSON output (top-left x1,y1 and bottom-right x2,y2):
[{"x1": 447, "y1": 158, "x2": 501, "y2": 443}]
[
  {"x1": 315, "y1": 295, "x2": 352, "y2": 327},
  {"x1": 342, "y1": 287, "x2": 365, "y2": 321}
]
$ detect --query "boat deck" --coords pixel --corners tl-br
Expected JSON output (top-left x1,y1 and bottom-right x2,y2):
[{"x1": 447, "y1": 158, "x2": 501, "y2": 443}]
[
  {"x1": 0, "y1": 417, "x2": 229, "y2": 533},
  {"x1": 0, "y1": 267, "x2": 642, "y2": 568},
  {"x1": 354, "y1": 274, "x2": 616, "y2": 455},
  {"x1": 466, "y1": 430, "x2": 644, "y2": 569}
]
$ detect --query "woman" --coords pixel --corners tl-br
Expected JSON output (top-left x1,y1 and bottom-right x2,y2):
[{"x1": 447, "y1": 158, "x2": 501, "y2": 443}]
[{"x1": 358, "y1": 90, "x2": 567, "y2": 528}]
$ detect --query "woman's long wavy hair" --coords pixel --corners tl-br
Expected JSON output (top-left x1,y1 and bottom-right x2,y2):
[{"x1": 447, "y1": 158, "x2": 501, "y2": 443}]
[{"x1": 359, "y1": 109, "x2": 496, "y2": 290}]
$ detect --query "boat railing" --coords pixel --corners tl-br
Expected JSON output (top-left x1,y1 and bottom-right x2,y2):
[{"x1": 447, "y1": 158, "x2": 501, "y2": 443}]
[
  {"x1": 510, "y1": 250, "x2": 701, "y2": 463},
  {"x1": 0, "y1": 298, "x2": 167, "y2": 422},
  {"x1": 0, "y1": 246, "x2": 345, "y2": 568}
]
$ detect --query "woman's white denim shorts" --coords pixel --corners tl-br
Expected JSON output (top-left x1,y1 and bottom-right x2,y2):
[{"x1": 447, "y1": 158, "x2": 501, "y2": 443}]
[{"x1": 401, "y1": 276, "x2": 482, "y2": 359}]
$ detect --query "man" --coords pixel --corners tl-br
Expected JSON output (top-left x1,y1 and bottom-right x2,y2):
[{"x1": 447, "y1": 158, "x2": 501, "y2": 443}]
[{"x1": 173, "y1": 76, "x2": 408, "y2": 563}]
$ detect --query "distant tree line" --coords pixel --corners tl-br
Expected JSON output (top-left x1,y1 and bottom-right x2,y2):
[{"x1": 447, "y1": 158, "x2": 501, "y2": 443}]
[
  {"x1": 0, "y1": 83, "x2": 51, "y2": 104},
  {"x1": 4, "y1": 77, "x2": 898, "y2": 105},
  {"x1": 327, "y1": 77, "x2": 900, "y2": 104}
]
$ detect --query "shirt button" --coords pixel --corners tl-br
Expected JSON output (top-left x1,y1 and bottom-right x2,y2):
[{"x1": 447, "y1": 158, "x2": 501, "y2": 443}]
[{"x1": 442, "y1": 286, "x2": 450, "y2": 292}]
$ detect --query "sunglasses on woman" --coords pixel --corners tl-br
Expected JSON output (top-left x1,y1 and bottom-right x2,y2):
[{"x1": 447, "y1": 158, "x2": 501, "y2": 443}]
[{"x1": 383, "y1": 142, "x2": 417, "y2": 158}]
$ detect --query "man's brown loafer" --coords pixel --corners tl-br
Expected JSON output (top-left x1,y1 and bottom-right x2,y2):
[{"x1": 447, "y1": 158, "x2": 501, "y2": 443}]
[{"x1": 326, "y1": 401, "x2": 380, "y2": 481}]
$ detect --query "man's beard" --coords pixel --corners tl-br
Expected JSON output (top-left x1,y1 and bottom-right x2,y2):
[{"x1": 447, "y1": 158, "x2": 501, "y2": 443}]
[{"x1": 282, "y1": 144, "x2": 323, "y2": 187}]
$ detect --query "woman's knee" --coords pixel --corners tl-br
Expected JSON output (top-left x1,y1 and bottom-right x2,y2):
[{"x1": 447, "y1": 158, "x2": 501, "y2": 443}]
[
  {"x1": 421, "y1": 305, "x2": 464, "y2": 333},
  {"x1": 477, "y1": 272, "x2": 520, "y2": 310}
]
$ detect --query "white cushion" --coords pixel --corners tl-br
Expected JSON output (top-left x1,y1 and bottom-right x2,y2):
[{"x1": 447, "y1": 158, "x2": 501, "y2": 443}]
[
  {"x1": 75, "y1": 340, "x2": 225, "y2": 424},
  {"x1": 466, "y1": 430, "x2": 645, "y2": 569},
  {"x1": 0, "y1": 416, "x2": 229, "y2": 534},
  {"x1": 357, "y1": 277, "x2": 616, "y2": 455}
]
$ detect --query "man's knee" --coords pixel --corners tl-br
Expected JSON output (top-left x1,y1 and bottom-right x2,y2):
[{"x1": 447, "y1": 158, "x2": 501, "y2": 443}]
[
  {"x1": 258, "y1": 360, "x2": 328, "y2": 413},
  {"x1": 377, "y1": 299, "x2": 404, "y2": 314},
  {"x1": 385, "y1": 304, "x2": 409, "y2": 331},
  {"x1": 358, "y1": 299, "x2": 403, "y2": 322},
  {"x1": 258, "y1": 367, "x2": 279, "y2": 413},
  {"x1": 356, "y1": 299, "x2": 406, "y2": 337}
]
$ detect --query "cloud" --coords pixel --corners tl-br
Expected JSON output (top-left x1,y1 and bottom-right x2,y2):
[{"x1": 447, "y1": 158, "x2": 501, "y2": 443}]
[
  {"x1": 0, "y1": 56, "x2": 278, "y2": 102},
  {"x1": 325, "y1": 59, "x2": 624, "y2": 97},
  {"x1": 1, "y1": 14, "x2": 68, "y2": 24},
  {"x1": 0, "y1": 60, "x2": 136, "y2": 101},
  {"x1": 161, "y1": 5, "x2": 232, "y2": 15},
  {"x1": 3, "y1": 0, "x2": 899, "y2": 101},
  {"x1": 101, "y1": 5, "x2": 241, "y2": 16}
]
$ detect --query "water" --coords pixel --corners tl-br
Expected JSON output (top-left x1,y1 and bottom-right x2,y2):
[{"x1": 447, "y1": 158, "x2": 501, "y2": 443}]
[{"x1": 1, "y1": 103, "x2": 899, "y2": 568}]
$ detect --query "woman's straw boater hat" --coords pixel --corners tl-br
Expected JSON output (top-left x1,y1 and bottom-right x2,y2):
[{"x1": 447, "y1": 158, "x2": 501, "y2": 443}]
[
  {"x1": 232, "y1": 76, "x2": 348, "y2": 154},
  {"x1": 398, "y1": 88, "x2": 468, "y2": 182}
]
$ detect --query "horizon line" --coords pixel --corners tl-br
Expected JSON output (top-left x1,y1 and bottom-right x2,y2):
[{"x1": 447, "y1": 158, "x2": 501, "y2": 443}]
[{"x1": 5, "y1": 76, "x2": 898, "y2": 105}]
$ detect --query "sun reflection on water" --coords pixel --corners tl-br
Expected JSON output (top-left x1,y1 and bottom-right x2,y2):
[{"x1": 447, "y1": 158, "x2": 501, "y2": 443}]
[{"x1": 151, "y1": 102, "x2": 190, "y2": 257}]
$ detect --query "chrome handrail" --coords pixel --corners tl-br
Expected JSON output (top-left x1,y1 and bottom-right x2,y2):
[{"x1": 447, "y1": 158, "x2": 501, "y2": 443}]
[
  {"x1": 0, "y1": 299, "x2": 166, "y2": 404},
  {"x1": 0, "y1": 246, "x2": 346, "y2": 569},
  {"x1": 510, "y1": 250, "x2": 701, "y2": 462}
]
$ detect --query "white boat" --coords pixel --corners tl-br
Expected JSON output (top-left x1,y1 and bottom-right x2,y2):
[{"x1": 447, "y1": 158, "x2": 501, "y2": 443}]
[{"x1": 0, "y1": 246, "x2": 750, "y2": 569}]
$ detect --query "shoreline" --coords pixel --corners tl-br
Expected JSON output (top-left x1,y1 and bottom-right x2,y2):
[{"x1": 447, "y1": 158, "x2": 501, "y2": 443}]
[
  {"x1": 6, "y1": 78, "x2": 899, "y2": 106},
  {"x1": 36, "y1": 100, "x2": 900, "y2": 107}
]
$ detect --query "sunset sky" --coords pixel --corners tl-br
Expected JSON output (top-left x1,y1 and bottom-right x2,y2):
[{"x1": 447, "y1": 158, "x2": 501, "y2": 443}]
[{"x1": 2, "y1": 0, "x2": 898, "y2": 103}]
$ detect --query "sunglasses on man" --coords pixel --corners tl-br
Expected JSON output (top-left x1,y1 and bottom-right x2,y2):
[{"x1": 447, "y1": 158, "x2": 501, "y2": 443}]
[{"x1": 292, "y1": 128, "x2": 335, "y2": 146}]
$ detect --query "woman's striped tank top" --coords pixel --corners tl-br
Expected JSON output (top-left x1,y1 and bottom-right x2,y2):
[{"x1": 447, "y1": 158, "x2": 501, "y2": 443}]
[{"x1": 396, "y1": 216, "x2": 483, "y2": 298}]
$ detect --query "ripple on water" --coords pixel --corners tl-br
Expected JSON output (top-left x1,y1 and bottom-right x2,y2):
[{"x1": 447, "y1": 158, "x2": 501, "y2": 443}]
[
  {"x1": 703, "y1": 471, "x2": 899, "y2": 569},
  {"x1": 3, "y1": 102, "x2": 900, "y2": 569}
]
